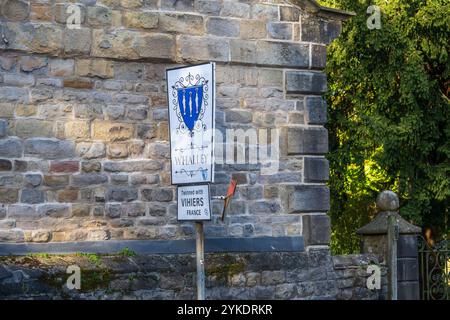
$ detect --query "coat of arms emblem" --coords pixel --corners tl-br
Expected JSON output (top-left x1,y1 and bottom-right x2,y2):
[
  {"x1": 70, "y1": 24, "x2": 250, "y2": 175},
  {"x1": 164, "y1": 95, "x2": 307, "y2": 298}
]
[{"x1": 171, "y1": 73, "x2": 209, "y2": 136}]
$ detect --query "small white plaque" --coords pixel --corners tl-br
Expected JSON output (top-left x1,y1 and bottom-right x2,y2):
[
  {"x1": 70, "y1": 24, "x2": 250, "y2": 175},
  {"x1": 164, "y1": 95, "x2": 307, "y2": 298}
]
[{"x1": 177, "y1": 184, "x2": 211, "y2": 221}]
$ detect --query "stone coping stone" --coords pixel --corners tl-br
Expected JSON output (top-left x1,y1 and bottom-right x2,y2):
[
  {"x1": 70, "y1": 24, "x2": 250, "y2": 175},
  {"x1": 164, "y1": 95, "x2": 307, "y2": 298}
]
[{"x1": 0, "y1": 236, "x2": 304, "y2": 256}]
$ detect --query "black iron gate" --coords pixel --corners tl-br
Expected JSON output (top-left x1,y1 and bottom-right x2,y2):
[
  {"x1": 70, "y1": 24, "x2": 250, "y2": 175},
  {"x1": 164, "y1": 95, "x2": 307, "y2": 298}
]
[{"x1": 418, "y1": 236, "x2": 449, "y2": 300}]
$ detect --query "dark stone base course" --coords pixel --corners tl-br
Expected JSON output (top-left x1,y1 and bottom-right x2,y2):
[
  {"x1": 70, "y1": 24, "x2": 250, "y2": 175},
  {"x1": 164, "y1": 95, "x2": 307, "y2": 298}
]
[{"x1": 0, "y1": 249, "x2": 387, "y2": 300}]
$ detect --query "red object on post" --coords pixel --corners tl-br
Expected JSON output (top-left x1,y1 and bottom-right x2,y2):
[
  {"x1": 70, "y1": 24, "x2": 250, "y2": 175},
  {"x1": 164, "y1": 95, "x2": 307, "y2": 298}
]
[{"x1": 222, "y1": 179, "x2": 237, "y2": 221}]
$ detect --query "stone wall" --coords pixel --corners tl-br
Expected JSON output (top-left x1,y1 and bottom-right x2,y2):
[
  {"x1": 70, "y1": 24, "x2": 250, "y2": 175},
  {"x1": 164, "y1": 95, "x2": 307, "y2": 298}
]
[
  {"x1": 0, "y1": 249, "x2": 387, "y2": 300},
  {"x1": 0, "y1": 0, "x2": 349, "y2": 244}
]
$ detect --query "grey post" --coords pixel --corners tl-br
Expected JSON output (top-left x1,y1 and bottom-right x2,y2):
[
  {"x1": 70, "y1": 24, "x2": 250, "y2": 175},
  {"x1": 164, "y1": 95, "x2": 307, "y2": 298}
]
[
  {"x1": 195, "y1": 221, "x2": 206, "y2": 300},
  {"x1": 357, "y1": 190, "x2": 422, "y2": 300},
  {"x1": 387, "y1": 213, "x2": 398, "y2": 300}
]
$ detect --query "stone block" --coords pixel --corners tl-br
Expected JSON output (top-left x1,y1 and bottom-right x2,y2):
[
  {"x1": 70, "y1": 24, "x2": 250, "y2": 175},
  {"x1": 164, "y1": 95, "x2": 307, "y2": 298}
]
[
  {"x1": 195, "y1": 0, "x2": 221, "y2": 15},
  {"x1": 305, "y1": 96, "x2": 327, "y2": 124},
  {"x1": 92, "y1": 29, "x2": 175, "y2": 60},
  {"x1": 76, "y1": 59, "x2": 114, "y2": 79},
  {"x1": 288, "y1": 185, "x2": 330, "y2": 213},
  {"x1": 72, "y1": 174, "x2": 108, "y2": 187},
  {"x1": 0, "y1": 188, "x2": 18, "y2": 203},
  {"x1": 104, "y1": 160, "x2": 162, "y2": 172},
  {"x1": 251, "y1": 4, "x2": 278, "y2": 20},
  {"x1": 37, "y1": 204, "x2": 71, "y2": 218},
  {"x1": 267, "y1": 22, "x2": 293, "y2": 40},
  {"x1": 280, "y1": 6, "x2": 301, "y2": 22},
  {"x1": 24, "y1": 138, "x2": 75, "y2": 160},
  {"x1": 0, "y1": 159, "x2": 12, "y2": 171},
  {"x1": 230, "y1": 39, "x2": 256, "y2": 64},
  {"x1": 20, "y1": 189, "x2": 45, "y2": 204},
  {"x1": 0, "y1": 120, "x2": 7, "y2": 137},
  {"x1": 221, "y1": 0, "x2": 250, "y2": 18},
  {"x1": 240, "y1": 19, "x2": 266, "y2": 40},
  {"x1": 161, "y1": 0, "x2": 194, "y2": 11},
  {"x1": 1, "y1": 22, "x2": 63, "y2": 54},
  {"x1": 123, "y1": 11, "x2": 158, "y2": 29},
  {"x1": 3, "y1": 74, "x2": 35, "y2": 86},
  {"x1": 14, "y1": 119, "x2": 53, "y2": 138},
  {"x1": 304, "y1": 157, "x2": 329, "y2": 182},
  {"x1": 76, "y1": 142, "x2": 106, "y2": 159},
  {"x1": 64, "y1": 121, "x2": 90, "y2": 139},
  {"x1": 206, "y1": 17, "x2": 239, "y2": 37},
  {"x1": 44, "y1": 175, "x2": 69, "y2": 188},
  {"x1": 0, "y1": 138, "x2": 23, "y2": 158},
  {"x1": 50, "y1": 161, "x2": 80, "y2": 173},
  {"x1": 302, "y1": 214, "x2": 331, "y2": 245},
  {"x1": 1, "y1": 0, "x2": 30, "y2": 21},
  {"x1": 141, "y1": 188, "x2": 173, "y2": 202},
  {"x1": 160, "y1": 13, "x2": 203, "y2": 35},
  {"x1": 19, "y1": 56, "x2": 48, "y2": 72},
  {"x1": 49, "y1": 59, "x2": 74, "y2": 77},
  {"x1": 286, "y1": 71, "x2": 327, "y2": 94},
  {"x1": 286, "y1": 127, "x2": 328, "y2": 155},
  {"x1": 24, "y1": 174, "x2": 42, "y2": 187},
  {"x1": 311, "y1": 44, "x2": 327, "y2": 69},
  {"x1": 178, "y1": 35, "x2": 230, "y2": 62},
  {"x1": 107, "y1": 187, "x2": 139, "y2": 202},
  {"x1": 256, "y1": 41, "x2": 309, "y2": 68},
  {"x1": 0, "y1": 87, "x2": 29, "y2": 103},
  {"x1": 87, "y1": 6, "x2": 112, "y2": 26},
  {"x1": 92, "y1": 121, "x2": 134, "y2": 142}
]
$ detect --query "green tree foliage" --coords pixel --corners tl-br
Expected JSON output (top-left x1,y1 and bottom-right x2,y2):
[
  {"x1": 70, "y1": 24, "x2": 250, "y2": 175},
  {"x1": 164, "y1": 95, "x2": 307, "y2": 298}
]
[{"x1": 318, "y1": 0, "x2": 449, "y2": 254}]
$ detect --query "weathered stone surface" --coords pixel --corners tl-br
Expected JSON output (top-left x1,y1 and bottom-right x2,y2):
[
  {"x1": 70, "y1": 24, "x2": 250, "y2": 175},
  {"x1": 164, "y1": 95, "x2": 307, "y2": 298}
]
[
  {"x1": 72, "y1": 174, "x2": 108, "y2": 187},
  {"x1": 376, "y1": 191, "x2": 399, "y2": 211},
  {"x1": 141, "y1": 188, "x2": 173, "y2": 202},
  {"x1": 288, "y1": 185, "x2": 330, "y2": 213},
  {"x1": 286, "y1": 71, "x2": 327, "y2": 94},
  {"x1": 19, "y1": 56, "x2": 47, "y2": 72},
  {"x1": 286, "y1": 127, "x2": 328, "y2": 155},
  {"x1": 24, "y1": 139, "x2": 75, "y2": 160},
  {"x1": 1, "y1": 0, "x2": 30, "y2": 21},
  {"x1": 178, "y1": 35, "x2": 230, "y2": 62},
  {"x1": 20, "y1": 189, "x2": 45, "y2": 204},
  {"x1": 230, "y1": 39, "x2": 256, "y2": 64},
  {"x1": 0, "y1": 138, "x2": 23, "y2": 158},
  {"x1": 303, "y1": 214, "x2": 331, "y2": 245},
  {"x1": 206, "y1": 17, "x2": 239, "y2": 37},
  {"x1": 37, "y1": 204, "x2": 71, "y2": 218},
  {"x1": 0, "y1": 159, "x2": 13, "y2": 171},
  {"x1": 76, "y1": 59, "x2": 114, "y2": 79},
  {"x1": 267, "y1": 22, "x2": 293, "y2": 40},
  {"x1": 0, "y1": 188, "x2": 18, "y2": 203},
  {"x1": 305, "y1": 96, "x2": 327, "y2": 124},
  {"x1": 240, "y1": 19, "x2": 266, "y2": 40},
  {"x1": 76, "y1": 142, "x2": 106, "y2": 159},
  {"x1": 160, "y1": 13, "x2": 203, "y2": 35},
  {"x1": 107, "y1": 187, "x2": 139, "y2": 202},
  {"x1": 0, "y1": 120, "x2": 7, "y2": 138},
  {"x1": 49, "y1": 59, "x2": 74, "y2": 77},
  {"x1": 256, "y1": 41, "x2": 309, "y2": 68},
  {"x1": 123, "y1": 11, "x2": 158, "y2": 29},
  {"x1": 304, "y1": 157, "x2": 329, "y2": 182},
  {"x1": 1, "y1": 22, "x2": 62, "y2": 54},
  {"x1": 14, "y1": 119, "x2": 53, "y2": 138},
  {"x1": 63, "y1": 28, "x2": 92, "y2": 55},
  {"x1": 92, "y1": 121, "x2": 134, "y2": 142},
  {"x1": 104, "y1": 160, "x2": 162, "y2": 172},
  {"x1": 92, "y1": 29, "x2": 175, "y2": 60}
]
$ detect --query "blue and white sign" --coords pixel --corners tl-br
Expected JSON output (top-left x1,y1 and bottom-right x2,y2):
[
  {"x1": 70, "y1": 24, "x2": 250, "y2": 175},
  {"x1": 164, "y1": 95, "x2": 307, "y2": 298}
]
[{"x1": 167, "y1": 63, "x2": 215, "y2": 185}]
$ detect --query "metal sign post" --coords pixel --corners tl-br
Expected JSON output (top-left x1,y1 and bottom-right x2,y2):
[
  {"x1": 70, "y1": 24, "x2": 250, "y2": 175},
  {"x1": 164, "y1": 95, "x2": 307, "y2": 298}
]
[
  {"x1": 167, "y1": 63, "x2": 216, "y2": 301},
  {"x1": 195, "y1": 221, "x2": 205, "y2": 300}
]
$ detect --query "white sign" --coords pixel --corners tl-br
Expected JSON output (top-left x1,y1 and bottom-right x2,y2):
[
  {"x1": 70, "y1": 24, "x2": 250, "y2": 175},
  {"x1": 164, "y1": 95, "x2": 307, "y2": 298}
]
[
  {"x1": 167, "y1": 63, "x2": 216, "y2": 185},
  {"x1": 177, "y1": 184, "x2": 211, "y2": 221}
]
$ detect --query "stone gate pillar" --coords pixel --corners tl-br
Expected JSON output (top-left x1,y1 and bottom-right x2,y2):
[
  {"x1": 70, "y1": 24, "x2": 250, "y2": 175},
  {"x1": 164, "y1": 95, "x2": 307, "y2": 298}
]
[{"x1": 357, "y1": 191, "x2": 421, "y2": 300}]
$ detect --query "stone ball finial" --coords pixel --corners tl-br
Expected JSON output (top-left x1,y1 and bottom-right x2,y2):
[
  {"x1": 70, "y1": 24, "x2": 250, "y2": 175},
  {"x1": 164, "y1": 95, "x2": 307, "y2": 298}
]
[{"x1": 376, "y1": 190, "x2": 399, "y2": 211}]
